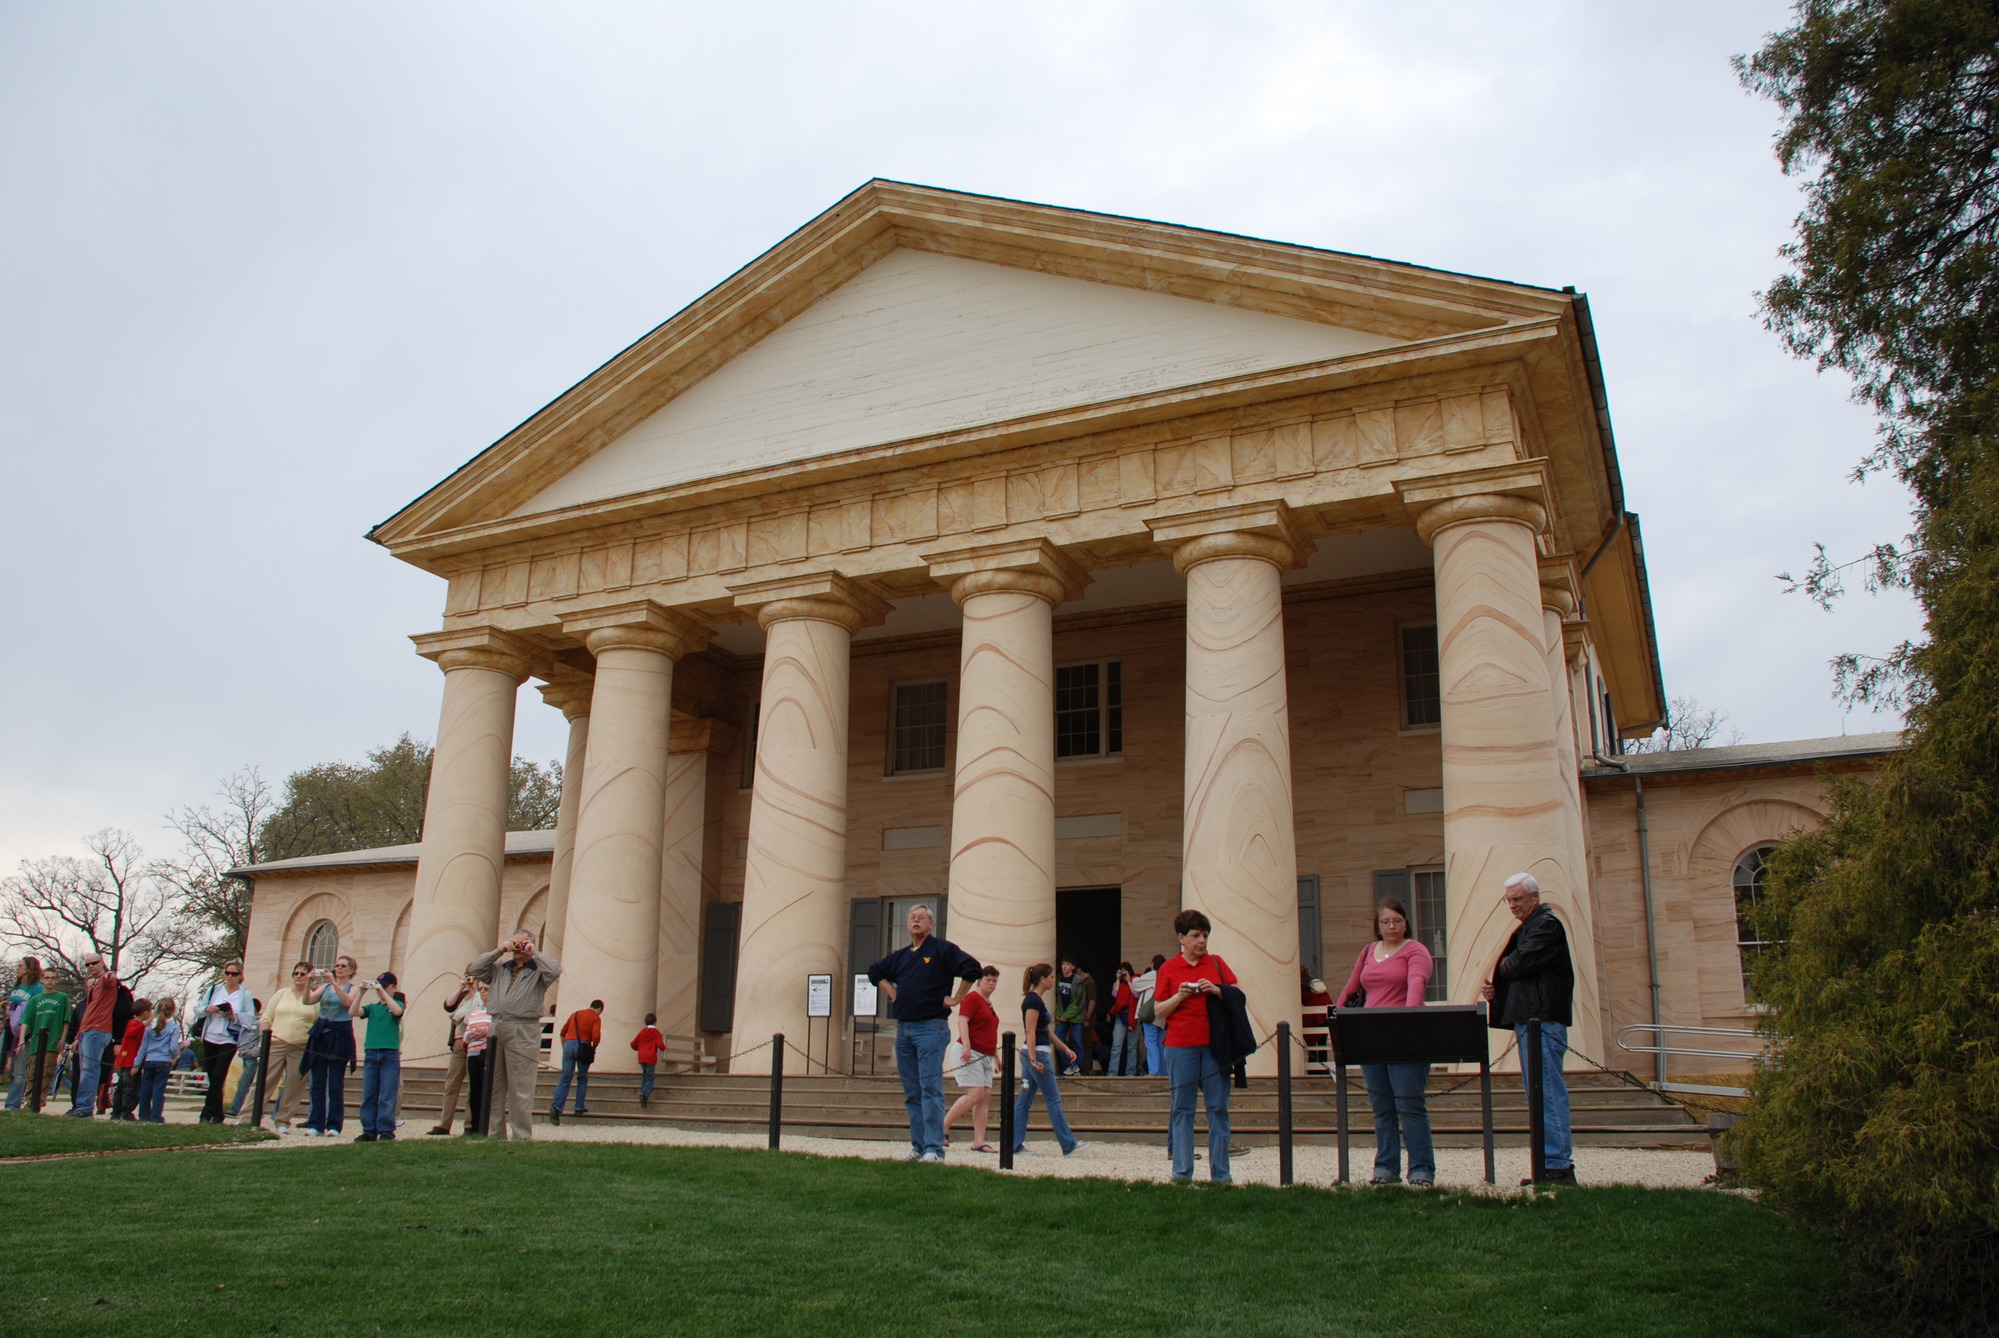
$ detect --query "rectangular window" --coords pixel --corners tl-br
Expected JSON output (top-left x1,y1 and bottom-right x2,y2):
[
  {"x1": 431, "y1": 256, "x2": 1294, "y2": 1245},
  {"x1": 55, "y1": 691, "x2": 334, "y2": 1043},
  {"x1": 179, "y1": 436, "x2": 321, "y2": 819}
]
[
  {"x1": 1401, "y1": 625, "x2": 1441, "y2": 728},
  {"x1": 891, "y1": 680, "x2": 949, "y2": 774},
  {"x1": 1056, "y1": 660, "x2": 1123, "y2": 759},
  {"x1": 1411, "y1": 867, "x2": 1449, "y2": 1002}
]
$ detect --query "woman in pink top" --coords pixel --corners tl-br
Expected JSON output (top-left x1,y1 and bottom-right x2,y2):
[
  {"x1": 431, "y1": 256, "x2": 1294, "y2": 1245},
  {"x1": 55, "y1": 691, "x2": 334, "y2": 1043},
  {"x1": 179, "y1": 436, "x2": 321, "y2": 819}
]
[{"x1": 1337, "y1": 897, "x2": 1436, "y2": 1186}]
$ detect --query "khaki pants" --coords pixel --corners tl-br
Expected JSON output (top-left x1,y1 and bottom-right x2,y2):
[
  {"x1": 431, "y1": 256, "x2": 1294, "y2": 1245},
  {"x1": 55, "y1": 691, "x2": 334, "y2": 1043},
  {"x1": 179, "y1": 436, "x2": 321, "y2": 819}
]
[
  {"x1": 266, "y1": 1034, "x2": 308, "y2": 1128},
  {"x1": 487, "y1": 1019, "x2": 540, "y2": 1141},
  {"x1": 435, "y1": 1043, "x2": 467, "y2": 1131}
]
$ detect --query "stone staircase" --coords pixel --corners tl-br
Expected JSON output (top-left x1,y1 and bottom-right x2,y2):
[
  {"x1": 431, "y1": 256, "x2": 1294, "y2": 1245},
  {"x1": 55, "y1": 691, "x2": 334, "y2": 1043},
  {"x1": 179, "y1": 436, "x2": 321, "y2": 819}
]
[{"x1": 394, "y1": 1066, "x2": 1705, "y2": 1149}]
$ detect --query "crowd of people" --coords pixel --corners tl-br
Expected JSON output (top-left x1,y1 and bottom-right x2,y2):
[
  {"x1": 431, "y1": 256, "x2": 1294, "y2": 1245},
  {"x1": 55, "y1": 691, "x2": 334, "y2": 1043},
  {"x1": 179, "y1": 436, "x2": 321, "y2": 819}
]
[{"x1": 3, "y1": 873, "x2": 1577, "y2": 1185}]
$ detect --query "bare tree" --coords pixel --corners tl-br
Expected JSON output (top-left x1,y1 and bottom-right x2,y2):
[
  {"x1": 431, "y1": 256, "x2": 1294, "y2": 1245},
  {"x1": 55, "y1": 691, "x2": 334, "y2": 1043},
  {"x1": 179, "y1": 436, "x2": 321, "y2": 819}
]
[
  {"x1": 152, "y1": 768, "x2": 277, "y2": 973},
  {"x1": 1625, "y1": 695, "x2": 1747, "y2": 754},
  {"x1": 0, "y1": 829, "x2": 175, "y2": 990}
]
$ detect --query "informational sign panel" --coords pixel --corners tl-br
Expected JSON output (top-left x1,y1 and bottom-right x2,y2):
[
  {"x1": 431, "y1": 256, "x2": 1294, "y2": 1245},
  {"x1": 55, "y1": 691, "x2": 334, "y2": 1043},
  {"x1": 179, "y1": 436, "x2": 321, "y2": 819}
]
[
  {"x1": 851, "y1": 973, "x2": 879, "y2": 1018},
  {"x1": 807, "y1": 974, "x2": 833, "y2": 1019}
]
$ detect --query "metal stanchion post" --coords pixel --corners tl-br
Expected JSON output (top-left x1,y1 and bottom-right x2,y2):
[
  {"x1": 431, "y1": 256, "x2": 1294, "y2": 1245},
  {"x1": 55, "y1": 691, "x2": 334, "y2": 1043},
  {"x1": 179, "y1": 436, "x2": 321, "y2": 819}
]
[
  {"x1": 1333, "y1": 1022, "x2": 1350, "y2": 1184},
  {"x1": 1526, "y1": 1018, "x2": 1547, "y2": 1187},
  {"x1": 998, "y1": 1032, "x2": 1016, "y2": 1171},
  {"x1": 251, "y1": 1030, "x2": 272, "y2": 1129},
  {"x1": 31, "y1": 1045, "x2": 48, "y2": 1114},
  {"x1": 767, "y1": 1033, "x2": 784, "y2": 1150},
  {"x1": 471, "y1": 1046, "x2": 495, "y2": 1136},
  {"x1": 1479, "y1": 1057, "x2": 1496, "y2": 1185},
  {"x1": 1276, "y1": 1021, "x2": 1294, "y2": 1187}
]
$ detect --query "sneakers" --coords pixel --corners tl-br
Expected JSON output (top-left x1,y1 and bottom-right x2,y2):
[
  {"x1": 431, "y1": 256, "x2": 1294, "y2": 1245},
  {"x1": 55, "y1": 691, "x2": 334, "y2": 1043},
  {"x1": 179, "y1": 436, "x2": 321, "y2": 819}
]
[
  {"x1": 1063, "y1": 1142, "x2": 1091, "y2": 1157},
  {"x1": 1011, "y1": 1145, "x2": 1035, "y2": 1156},
  {"x1": 893, "y1": 1148, "x2": 921, "y2": 1162},
  {"x1": 62, "y1": 1108, "x2": 93, "y2": 1118},
  {"x1": 356, "y1": 1133, "x2": 378, "y2": 1142},
  {"x1": 548, "y1": 1109, "x2": 560, "y2": 1126},
  {"x1": 919, "y1": 1151, "x2": 944, "y2": 1164},
  {"x1": 1370, "y1": 1175, "x2": 1403, "y2": 1186},
  {"x1": 1409, "y1": 1174, "x2": 1435, "y2": 1188}
]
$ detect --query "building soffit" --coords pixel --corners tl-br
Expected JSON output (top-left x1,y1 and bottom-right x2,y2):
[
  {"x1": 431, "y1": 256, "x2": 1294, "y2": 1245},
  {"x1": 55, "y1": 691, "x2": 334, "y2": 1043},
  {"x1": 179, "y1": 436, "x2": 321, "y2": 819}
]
[{"x1": 368, "y1": 181, "x2": 1607, "y2": 561}]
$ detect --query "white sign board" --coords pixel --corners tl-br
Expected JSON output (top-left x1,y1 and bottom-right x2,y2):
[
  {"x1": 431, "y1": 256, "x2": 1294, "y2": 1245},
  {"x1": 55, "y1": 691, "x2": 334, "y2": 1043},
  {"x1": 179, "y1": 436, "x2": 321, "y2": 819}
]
[
  {"x1": 807, "y1": 974, "x2": 833, "y2": 1019},
  {"x1": 851, "y1": 973, "x2": 879, "y2": 1018}
]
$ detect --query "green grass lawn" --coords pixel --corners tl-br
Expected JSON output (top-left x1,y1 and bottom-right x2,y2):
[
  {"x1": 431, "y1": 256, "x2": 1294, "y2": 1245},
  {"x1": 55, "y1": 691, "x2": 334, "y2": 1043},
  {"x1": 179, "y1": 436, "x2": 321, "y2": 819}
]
[
  {"x1": 0, "y1": 1140, "x2": 1856, "y2": 1338},
  {"x1": 0, "y1": 1109, "x2": 274, "y2": 1158}
]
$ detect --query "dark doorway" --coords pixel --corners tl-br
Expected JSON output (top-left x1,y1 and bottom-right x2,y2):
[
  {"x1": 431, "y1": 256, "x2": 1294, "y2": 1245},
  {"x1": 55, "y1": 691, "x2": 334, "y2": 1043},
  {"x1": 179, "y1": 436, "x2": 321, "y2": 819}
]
[{"x1": 1057, "y1": 887, "x2": 1122, "y2": 1070}]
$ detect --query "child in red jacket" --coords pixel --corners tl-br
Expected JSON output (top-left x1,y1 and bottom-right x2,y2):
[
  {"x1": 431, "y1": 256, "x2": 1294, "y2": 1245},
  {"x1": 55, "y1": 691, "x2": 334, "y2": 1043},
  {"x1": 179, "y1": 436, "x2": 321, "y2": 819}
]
[
  {"x1": 630, "y1": 1014, "x2": 666, "y2": 1109},
  {"x1": 111, "y1": 999, "x2": 151, "y2": 1121}
]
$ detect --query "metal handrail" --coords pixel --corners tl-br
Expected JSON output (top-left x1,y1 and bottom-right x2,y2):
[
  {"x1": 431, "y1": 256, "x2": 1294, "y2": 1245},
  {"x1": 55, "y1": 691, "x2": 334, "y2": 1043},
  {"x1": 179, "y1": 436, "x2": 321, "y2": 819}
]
[{"x1": 1615, "y1": 1023, "x2": 1767, "y2": 1097}]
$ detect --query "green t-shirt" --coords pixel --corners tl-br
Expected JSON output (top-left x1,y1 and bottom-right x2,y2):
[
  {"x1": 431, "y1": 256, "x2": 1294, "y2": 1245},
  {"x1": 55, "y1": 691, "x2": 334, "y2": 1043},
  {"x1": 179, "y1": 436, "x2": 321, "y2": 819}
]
[
  {"x1": 360, "y1": 997, "x2": 405, "y2": 1052},
  {"x1": 23, "y1": 990, "x2": 70, "y2": 1050}
]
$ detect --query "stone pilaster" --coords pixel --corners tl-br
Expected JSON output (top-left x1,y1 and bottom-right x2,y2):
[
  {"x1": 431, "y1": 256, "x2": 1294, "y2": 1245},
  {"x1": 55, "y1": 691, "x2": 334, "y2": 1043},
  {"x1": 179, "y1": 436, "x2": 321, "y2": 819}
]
[
  {"x1": 656, "y1": 716, "x2": 738, "y2": 1042},
  {"x1": 534, "y1": 669, "x2": 593, "y2": 967},
  {"x1": 555, "y1": 601, "x2": 712, "y2": 1072},
  {"x1": 1540, "y1": 557, "x2": 1605, "y2": 1056},
  {"x1": 1399, "y1": 465, "x2": 1601, "y2": 1065},
  {"x1": 403, "y1": 626, "x2": 543, "y2": 1060},
  {"x1": 1148, "y1": 502, "x2": 1309, "y2": 1076},
  {"x1": 926, "y1": 538, "x2": 1090, "y2": 1025},
  {"x1": 728, "y1": 573, "x2": 890, "y2": 1074}
]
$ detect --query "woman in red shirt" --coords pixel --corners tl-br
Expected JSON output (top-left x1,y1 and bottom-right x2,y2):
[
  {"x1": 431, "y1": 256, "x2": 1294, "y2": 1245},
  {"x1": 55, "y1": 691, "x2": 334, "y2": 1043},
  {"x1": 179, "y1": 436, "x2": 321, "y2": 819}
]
[
  {"x1": 943, "y1": 966, "x2": 1000, "y2": 1153},
  {"x1": 1151, "y1": 909, "x2": 1238, "y2": 1183}
]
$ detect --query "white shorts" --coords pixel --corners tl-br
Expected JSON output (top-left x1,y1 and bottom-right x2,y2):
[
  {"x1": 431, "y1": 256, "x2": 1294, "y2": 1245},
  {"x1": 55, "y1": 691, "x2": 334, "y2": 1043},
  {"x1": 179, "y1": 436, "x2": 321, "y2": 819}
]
[{"x1": 952, "y1": 1047, "x2": 994, "y2": 1089}]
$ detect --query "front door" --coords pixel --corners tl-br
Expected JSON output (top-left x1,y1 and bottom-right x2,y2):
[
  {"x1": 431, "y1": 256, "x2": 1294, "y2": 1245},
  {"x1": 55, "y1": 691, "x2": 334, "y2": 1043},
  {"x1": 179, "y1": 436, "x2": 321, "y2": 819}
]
[{"x1": 1056, "y1": 886, "x2": 1121, "y2": 1069}]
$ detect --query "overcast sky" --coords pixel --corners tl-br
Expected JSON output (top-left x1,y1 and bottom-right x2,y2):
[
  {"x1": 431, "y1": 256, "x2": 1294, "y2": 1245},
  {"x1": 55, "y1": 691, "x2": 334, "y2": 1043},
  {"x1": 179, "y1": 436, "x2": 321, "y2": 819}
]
[{"x1": 0, "y1": 1, "x2": 1919, "y2": 872}]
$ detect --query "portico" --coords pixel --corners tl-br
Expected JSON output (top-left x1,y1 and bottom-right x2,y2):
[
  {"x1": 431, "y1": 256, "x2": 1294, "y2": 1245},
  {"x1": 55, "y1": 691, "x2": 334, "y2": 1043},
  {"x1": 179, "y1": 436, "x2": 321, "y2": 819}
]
[{"x1": 371, "y1": 183, "x2": 1662, "y2": 1075}]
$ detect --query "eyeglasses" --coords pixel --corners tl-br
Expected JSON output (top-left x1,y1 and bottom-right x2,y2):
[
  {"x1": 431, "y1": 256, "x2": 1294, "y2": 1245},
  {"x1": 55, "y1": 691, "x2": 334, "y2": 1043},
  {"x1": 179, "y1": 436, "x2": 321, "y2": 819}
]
[
  {"x1": 292, "y1": 970, "x2": 309, "y2": 977},
  {"x1": 224, "y1": 970, "x2": 242, "y2": 977}
]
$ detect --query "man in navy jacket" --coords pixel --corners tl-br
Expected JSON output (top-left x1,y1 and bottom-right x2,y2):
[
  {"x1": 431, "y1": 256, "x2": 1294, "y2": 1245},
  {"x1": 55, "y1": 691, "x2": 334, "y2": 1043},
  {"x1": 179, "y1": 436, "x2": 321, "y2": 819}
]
[
  {"x1": 1481, "y1": 873, "x2": 1577, "y2": 1184},
  {"x1": 868, "y1": 904, "x2": 982, "y2": 1163}
]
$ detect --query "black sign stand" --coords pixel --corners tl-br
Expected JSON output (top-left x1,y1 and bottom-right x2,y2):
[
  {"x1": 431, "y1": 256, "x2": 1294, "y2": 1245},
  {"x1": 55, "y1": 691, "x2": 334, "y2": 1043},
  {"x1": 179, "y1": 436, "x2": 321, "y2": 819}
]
[{"x1": 1330, "y1": 1003, "x2": 1495, "y2": 1185}]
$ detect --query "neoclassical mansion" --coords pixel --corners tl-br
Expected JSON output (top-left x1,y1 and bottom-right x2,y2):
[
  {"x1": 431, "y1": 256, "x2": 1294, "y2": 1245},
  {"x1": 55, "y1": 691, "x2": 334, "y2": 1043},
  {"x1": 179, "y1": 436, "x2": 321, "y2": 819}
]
[{"x1": 235, "y1": 183, "x2": 1896, "y2": 1076}]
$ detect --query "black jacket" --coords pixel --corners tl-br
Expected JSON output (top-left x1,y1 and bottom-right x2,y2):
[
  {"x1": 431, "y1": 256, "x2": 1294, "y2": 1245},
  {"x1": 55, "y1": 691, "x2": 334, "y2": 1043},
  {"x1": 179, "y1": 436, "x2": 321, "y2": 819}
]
[
  {"x1": 1487, "y1": 904, "x2": 1574, "y2": 1029},
  {"x1": 1205, "y1": 985, "x2": 1258, "y2": 1070}
]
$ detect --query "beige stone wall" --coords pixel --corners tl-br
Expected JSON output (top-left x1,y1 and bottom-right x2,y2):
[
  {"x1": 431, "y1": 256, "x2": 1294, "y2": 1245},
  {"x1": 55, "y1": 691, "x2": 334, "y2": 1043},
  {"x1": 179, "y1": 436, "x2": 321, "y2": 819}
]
[
  {"x1": 243, "y1": 858, "x2": 553, "y2": 1053},
  {"x1": 1585, "y1": 766, "x2": 1847, "y2": 1074}
]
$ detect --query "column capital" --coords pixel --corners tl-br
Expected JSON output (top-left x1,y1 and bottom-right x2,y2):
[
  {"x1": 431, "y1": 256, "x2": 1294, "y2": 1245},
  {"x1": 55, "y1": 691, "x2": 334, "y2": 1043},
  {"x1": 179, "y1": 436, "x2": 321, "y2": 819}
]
[
  {"x1": 560, "y1": 600, "x2": 713, "y2": 659},
  {"x1": 1145, "y1": 501, "x2": 1310, "y2": 575},
  {"x1": 924, "y1": 538, "x2": 1090, "y2": 607},
  {"x1": 1396, "y1": 462, "x2": 1550, "y2": 547},
  {"x1": 730, "y1": 572, "x2": 891, "y2": 632},
  {"x1": 536, "y1": 667, "x2": 595, "y2": 721},
  {"x1": 1538, "y1": 556, "x2": 1582, "y2": 618},
  {"x1": 412, "y1": 626, "x2": 546, "y2": 681},
  {"x1": 670, "y1": 712, "x2": 741, "y2": 756}
]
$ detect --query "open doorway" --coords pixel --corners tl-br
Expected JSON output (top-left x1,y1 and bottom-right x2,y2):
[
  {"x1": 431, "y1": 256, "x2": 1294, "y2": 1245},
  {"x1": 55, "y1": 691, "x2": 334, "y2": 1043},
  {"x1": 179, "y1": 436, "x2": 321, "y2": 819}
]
[{"x1": 1056, "y1": 887, "x2": 1121, "y2": 1073}]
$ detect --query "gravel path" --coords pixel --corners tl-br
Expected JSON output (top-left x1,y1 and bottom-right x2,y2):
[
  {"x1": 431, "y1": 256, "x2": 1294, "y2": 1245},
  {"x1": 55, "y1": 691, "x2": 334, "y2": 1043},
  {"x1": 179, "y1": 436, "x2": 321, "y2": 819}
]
[{"x1": 214, "y1": 1110, "x2": 1719, "y2": 1192}]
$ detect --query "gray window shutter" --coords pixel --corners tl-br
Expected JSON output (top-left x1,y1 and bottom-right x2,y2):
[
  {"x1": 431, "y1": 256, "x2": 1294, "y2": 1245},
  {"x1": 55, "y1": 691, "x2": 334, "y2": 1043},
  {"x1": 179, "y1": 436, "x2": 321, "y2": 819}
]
[
  {"x1": 1372, "y1": 868, "x2": 1412, "y2": 912},
  {"x1": 848, "y1": 897, "x2": 883, "y2": 1007},
  {"x1": 699, "y1": 902, "x2": 741, "y2": 1033},
  {"x1": 1296, "y1": 875, "x2": 1323, "y2": 978}
]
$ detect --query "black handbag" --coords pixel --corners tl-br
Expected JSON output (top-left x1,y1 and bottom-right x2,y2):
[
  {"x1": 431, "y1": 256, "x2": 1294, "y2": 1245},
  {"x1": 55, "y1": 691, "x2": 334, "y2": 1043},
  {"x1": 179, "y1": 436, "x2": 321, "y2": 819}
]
[{"x1": 1339, "y1": 945, "x2": 1370, "y2": 1009}]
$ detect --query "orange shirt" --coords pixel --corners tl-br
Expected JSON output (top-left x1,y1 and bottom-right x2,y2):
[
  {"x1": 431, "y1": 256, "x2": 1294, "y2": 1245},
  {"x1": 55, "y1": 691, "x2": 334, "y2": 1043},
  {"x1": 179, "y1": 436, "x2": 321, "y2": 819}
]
[{"x1": 561, "y1": 1009, "x2": 602, "y2": 1045}]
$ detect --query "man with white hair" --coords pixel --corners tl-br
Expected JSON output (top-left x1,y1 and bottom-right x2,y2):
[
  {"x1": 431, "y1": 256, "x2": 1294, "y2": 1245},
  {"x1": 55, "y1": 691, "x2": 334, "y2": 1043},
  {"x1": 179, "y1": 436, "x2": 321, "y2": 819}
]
[
  {"x1": 867, "y1": 903, "x2": 983, "y2": 1163},
  {"x1": 1480, "y1": 873, "x2": 1577, "y2": 1184}
]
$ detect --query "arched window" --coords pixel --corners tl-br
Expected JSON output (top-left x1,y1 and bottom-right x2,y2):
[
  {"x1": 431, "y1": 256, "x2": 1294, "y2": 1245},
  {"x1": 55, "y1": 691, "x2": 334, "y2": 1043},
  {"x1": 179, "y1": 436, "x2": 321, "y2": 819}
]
[
  {"x1": 304, "y1": 920, "x2": 340, "y2": 971},
  {"x1": 1733, "y1": 845, "x2": 1778, "y2": 998}
]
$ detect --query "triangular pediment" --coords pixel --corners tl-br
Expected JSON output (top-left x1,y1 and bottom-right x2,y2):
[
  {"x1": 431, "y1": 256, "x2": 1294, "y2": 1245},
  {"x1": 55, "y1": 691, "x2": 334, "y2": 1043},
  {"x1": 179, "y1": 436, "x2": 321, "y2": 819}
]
[
  {"x1": 515, "y1": 249, "x2": 1399, "y2": 517},
  {"x1": 374, "y1": 181, "x2": 1573, "y2": 550}
]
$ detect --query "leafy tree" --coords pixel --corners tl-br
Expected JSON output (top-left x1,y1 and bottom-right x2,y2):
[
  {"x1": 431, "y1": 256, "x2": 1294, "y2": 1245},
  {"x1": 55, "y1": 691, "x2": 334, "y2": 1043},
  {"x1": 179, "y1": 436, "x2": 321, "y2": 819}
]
[
  {"x1": 150, "y1": 769, "x2": 280, "y2": 974},
  {"x1": 256, "y1": 734, "x2": 562, "y2": 860},
  {"x1": 1623, "y1": 695, "x2": 1746, "y2": 753},
  {"x1": 1735, "y1": 3, "x2": 1999, "y2": 1327}
]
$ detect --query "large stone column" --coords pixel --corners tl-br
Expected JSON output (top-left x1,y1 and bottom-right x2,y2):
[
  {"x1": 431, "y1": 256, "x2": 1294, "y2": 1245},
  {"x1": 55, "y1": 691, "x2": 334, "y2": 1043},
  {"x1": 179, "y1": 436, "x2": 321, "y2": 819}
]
[
  {"x1": 1149, "y1": 503, "x2": 1309, "y2": 1076},
  {"x1": 1400, "y1": 466, "x2": 1601, "y2": 1065},
  {"x1": 728, "y1": 574, "x2": 889, "y2": 1074},
  {"x1": 404, "y1": 627, "x2": 542, "y2": 1060},
  {"x1": 1539, "y1": 558, "x2": 1605, "y2": 1057},
  {"x1": 535, "y1": 669, "x2": 593, "y2": 966},
  {"x1": 927, "y1": 539, "x2": 1089, "y2": 1025},
  {"x1": 554, "y1": 602, "x2": 711, "y2": 1072},
  {"x1": 656, "y1": 716, "x2": 738, "y2": 1041}
]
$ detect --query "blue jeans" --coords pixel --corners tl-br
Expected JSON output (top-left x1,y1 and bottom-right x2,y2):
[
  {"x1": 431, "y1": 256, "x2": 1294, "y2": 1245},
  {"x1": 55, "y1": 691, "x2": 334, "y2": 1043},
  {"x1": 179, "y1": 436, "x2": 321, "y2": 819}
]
[
  {"x1": 137, "y1": 1061, "x2": 171, "y2": 1122},
  {"x1": 1361, "y1": 1062, "x2": 1435, "y2": 1181},
  {"x1": 4, "y1": 1045, "x2": 40, "y2": 1109},
  {"x1": 1053, "y1": 1020, "x2": 1086, "y2": 1071},
  {"x1": 1109, "y1": 1018, "x2": 1141, "y2": 1075},
  {"x1": 360, "y1": 1051, "x2": 401, "y2": 1137},
  {"x1": 1011, "y1": 1046, "x2": 1077, "y2": 1153},
  {"x1": 893, "y1": 1017, "x2": 950, "y2": 1156},
  {"x1": 1165, "y1": 1044, "x2": 1230, "y2": 1182},
  {"x1": 1515, "y1": 1022, "x2": 1574, "y2": 1171},
  {"x1": 638, "y1": 1064, "x2": 656, "y2": 1100},
  {"x1": 551, "y1": 1039, "x2": 591, "y2": 1113},
  {"x1": 228, "y1": 1047, "x2": 260, "y2": 1118},
  {"x1": 72, "y1": 1029, "x2": 113, "y2": 1113},
  {"x1": 308, "y1": 1061, "x2": 346, "y2": 1133},
  {"x1": 1142, "y1": 1023, "x2": 1165, "y2": 1076}
]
